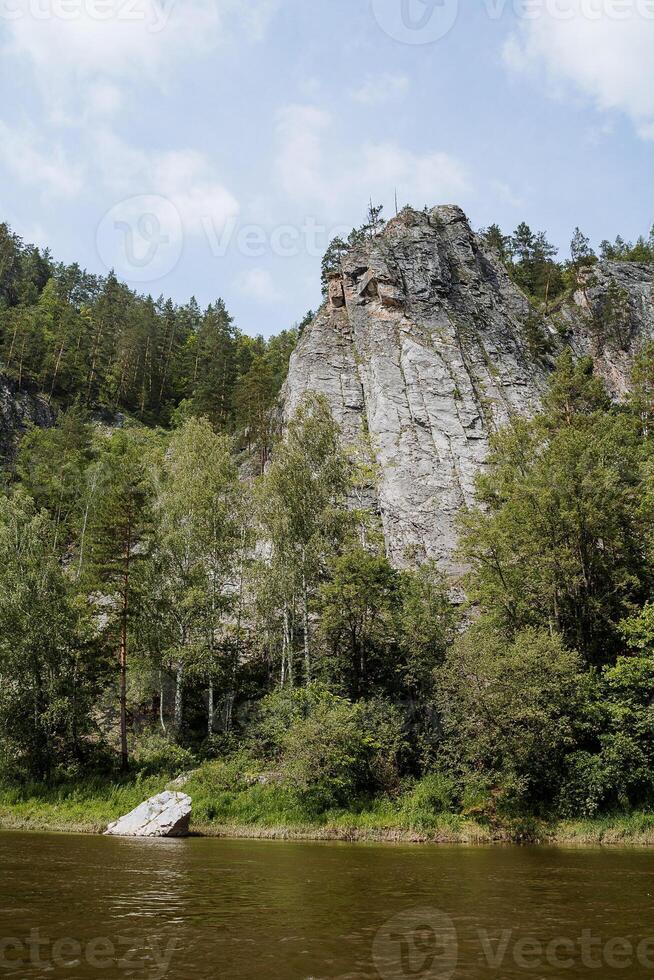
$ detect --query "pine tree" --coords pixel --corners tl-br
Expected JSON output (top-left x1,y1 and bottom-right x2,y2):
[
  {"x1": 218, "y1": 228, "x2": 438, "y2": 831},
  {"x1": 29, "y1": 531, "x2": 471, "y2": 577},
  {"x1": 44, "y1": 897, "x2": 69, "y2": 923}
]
[
  {"x1": 570, "y1": 227, "x2": 596, "y2": 272},
  {"x1": 321, "y1": 237, "x2": 348, "y2": 294},
  {"x1": 482, "y1": 223, "x2": 511, "y2": 263},
  {"x1": 86, "y1": 430, "x2": 155, "y2": 769}
]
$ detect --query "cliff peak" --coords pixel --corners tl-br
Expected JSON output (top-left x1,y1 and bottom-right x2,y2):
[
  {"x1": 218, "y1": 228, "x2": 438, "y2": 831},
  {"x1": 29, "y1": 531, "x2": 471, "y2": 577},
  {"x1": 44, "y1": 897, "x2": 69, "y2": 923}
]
[{"x1": 284, "y1": 206, "x2": 654, "y2": 572}]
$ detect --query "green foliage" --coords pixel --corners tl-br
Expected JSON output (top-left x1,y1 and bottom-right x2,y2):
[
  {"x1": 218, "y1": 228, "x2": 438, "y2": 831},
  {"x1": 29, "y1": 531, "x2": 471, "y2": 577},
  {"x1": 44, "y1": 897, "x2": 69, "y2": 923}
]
[
  {"x1": 542, "y1": 349, "x2": 612, "y2": 421},
  {"x1": 318, "y1": 547, "x2": 400, "y2": 698},
  {"x1": 460, "y1": 352, "x2": 647, "y2": 664},
  {"x1": 131, "y1": 733, "x2": 196, "y2": 778},
  {"x1": 628, "y1": 341, "x2": 654, "y2": 437},
  {"x1": 489, "y1": 221, "x2": 565, "y2": 306},
  {"x1": 558, "y1": 655, "x2": 654, "y2": 817},
  {"x1": 14, "y1": 410, "x2": 93, "y2": 552},
  {"x1": 523, "y1": 308, "x2": 554, "y2": 359},
  {"x1": 396, "y1": 561, "x2": 455, "y2": 694},
  {"x1": 480, "y1": 223, "x2": 511, "y2": 263},
  {"x1": 0, "y1": 224, "x2": 296, "y2": 434},
  {"x1": 399, "y1": 774, "x2": 457, "y2": 830},
  {"x1": 436, "y1": 626, "x2": 588, "y2": 814},
  {"x1": 141, "y1": 417, "x2": 243, "y2": 737},
  {"x1": 593, "y1": 278, "x2": 632, "y2": 350},
  {"x1": 256, "y1": 394, "x2": 353, "y2": 684},
  {"x1": 278, "y1": 689, "x2": 404, "y2": 812},
  {"x1": 320, "y1": 202, "x2": 386, "y2": 294},
  {"x1": 321, "y1": 237, "x2": 348, "y2": 293},
  {"x1": 6, "y1": 215, "x2": 654, "y2": 832},
  {"x1": 570, "y1": 227, "x2": 596, "y2": 270},
  {"x1": 0, "y1": 494, "x2": 103, "y2": 780},
  {"x1": 600, "y1": 227, "x2": 654, "y2": 263}
]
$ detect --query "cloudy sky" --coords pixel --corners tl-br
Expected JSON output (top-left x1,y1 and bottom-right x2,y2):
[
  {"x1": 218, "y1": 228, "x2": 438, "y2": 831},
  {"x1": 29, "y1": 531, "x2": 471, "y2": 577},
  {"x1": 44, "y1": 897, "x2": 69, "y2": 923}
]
[{"x1": 1, "y1": 0, "x2": 653, "y2": 336}]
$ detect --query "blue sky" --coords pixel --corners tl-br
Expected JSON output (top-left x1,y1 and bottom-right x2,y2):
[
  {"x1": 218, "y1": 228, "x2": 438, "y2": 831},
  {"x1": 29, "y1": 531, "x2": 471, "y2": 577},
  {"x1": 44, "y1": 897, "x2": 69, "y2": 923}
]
[{"x1": 1, "y1": 0, "x2": 653, "y2": 336}]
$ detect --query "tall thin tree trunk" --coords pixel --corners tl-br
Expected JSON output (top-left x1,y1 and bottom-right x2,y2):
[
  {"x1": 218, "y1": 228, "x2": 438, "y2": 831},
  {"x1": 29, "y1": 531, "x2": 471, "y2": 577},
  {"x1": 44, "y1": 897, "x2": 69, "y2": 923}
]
[
  {"x1": 119, "y1": 511, "x2": 132, "y2": 772},
  {"x1": 302, "y1": 564, "x2": 311, "y2": 684},
  {"x1": 119, "y1": 592, "x2": 129, "y2": 771},
  {"x1": 159, "y1": 671, "x2": 167, "y2": 735},
  {"x1": 76, "y1": 473, "x2": 97, "y2": 582},
  {"x1": 49, "y1": 339, "x2": 66, "y2": 401},
  {"x1": 282, "y1": 604, "x2": 293, "y2": 687},
  {"x1": 208, "y1": 678, "x2": 214, "y2": 736},
  {"x1": 6, "y1": 321, "x2": 18, "y2": 367},
  {"x1": 174, "y1": 661, "x2": 184, "y2": 732}
]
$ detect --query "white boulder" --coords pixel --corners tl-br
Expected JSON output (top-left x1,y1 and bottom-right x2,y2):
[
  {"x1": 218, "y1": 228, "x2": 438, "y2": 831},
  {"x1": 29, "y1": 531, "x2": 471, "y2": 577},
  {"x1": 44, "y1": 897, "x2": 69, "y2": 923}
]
[{"x1": 104, "y1": 791, "x2": 191, "y2": 838}]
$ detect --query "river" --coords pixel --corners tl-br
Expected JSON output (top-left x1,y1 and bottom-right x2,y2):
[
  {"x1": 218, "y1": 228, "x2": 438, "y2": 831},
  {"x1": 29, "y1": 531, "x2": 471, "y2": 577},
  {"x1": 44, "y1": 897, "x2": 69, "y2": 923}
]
[{"x1": 1, "y1": 831, "x2": 653, "y2": 978}]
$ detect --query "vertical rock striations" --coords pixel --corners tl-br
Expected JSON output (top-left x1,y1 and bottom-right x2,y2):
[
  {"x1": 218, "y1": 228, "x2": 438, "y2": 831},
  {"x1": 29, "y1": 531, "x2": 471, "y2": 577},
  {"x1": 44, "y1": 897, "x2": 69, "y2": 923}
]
[
  {"x1": 562, "y1": 260, "x2": 654, "y2": 398},
  {"x1": 283, "y1": 206, "x2": 549, "y2": 572},
  {"x1": 283, "y1": 206, "x2": 654, "y2": 573}
]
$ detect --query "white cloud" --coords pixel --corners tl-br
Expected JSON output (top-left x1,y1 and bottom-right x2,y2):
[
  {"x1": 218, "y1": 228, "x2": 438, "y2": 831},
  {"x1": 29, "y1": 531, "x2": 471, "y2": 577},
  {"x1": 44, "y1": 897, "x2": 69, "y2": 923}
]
[
  {"x1": 86, "y1": 82, "x2": 124, "y2": 118},
  {"x1": 351, "y1": 73, "x2": 409, "y2": 105},
  {"x1": 0, "y1": 121, "x2": 84, "y2": 198},
  {"x1": 239, "y1": 267, "x2": 282, "y2": 303},
  {"x1": 489, "y1": 179, "x2": 524, "y2": 210},
  {"x1": 1, "y1": 0, "x2": 279, "y2": 115},
  {"x1": 274, "y1": 104, "x2": 469, "y2": 217},
  {"x1": 275, "y1": 105, "x2": 332, "y2": 201},
  {"x1": 504, "y1": 3, "x2": 654, "y2": 139},
  {"x1": 93, "y1": 131, "x2": 240, "y2": 237},
  {"x1": 0, "y1": 116, "x2": 239, "y2": 249},
  {"x1": 359, "y1": 143, "x2": 469, "y2": 206}
]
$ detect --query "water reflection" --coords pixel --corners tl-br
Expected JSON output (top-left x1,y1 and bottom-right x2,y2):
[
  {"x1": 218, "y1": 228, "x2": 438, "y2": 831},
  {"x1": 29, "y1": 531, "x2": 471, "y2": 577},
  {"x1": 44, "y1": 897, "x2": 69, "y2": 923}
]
[{"x1": 1, "y1": 832, "x2": 653, "y2": 978}]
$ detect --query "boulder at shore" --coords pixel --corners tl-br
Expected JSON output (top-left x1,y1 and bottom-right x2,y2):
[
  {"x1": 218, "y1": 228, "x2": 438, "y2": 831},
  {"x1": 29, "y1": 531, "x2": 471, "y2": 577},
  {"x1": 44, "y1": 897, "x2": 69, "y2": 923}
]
[{"x1": 104, "y1": 791, "x2": 191, "y2": 838}]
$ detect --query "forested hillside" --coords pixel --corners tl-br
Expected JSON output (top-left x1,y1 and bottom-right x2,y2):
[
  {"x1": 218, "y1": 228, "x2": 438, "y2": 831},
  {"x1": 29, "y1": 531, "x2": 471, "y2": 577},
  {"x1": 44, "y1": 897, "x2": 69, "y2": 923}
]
[
  {"x1": 0, "y1": 222, "x2": 300, "y2": 457},
  {"x1": 1, "y1": 214, "x2": 654, "y2": 839}
]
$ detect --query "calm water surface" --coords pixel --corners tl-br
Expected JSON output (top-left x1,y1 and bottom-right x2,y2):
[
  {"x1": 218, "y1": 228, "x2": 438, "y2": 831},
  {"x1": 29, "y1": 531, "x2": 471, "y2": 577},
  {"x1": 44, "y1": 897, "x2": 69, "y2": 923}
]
[{"x1": 1, "y1": 831, "x2": 653, "y2": 979}]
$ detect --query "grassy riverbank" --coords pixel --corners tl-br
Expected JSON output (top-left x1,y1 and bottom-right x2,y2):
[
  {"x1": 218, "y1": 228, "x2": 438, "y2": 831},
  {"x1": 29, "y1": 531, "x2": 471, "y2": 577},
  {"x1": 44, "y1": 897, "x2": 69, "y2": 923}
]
[{"x1": 1, "y1": 767, "x2": 654, "y2": 845}]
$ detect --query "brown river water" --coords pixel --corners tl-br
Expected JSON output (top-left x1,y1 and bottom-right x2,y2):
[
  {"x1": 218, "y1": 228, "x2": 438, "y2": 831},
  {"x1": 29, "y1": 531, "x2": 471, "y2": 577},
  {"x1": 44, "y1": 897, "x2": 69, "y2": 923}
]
[{"x1": 0, "y1": 831, "x2": 653, "y2": 979}]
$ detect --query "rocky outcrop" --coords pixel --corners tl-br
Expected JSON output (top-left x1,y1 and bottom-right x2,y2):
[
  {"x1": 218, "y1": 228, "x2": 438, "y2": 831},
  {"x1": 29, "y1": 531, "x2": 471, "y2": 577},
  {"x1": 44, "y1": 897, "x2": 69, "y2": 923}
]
[
  {"x1": 561, "y1": 261, "x2": 654, "y2": 398},
  {"x1": 104, "y1": 791, "x2": 191, "y2": 838},
  {"x1": 283, "y1": 206, "x2": 654, "y2": 574},
  {"x1": 0, "y1": 373, "x2": 55, "y2": 461},
  {"x1": 284, "y1": 206, "x2": 549, "y2": 573}
]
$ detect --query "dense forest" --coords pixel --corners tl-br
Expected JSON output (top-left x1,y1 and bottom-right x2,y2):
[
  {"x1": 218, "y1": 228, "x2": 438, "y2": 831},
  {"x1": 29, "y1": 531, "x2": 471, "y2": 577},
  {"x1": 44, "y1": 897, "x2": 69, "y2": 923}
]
[
  {"x1": 0, "y1": 222, "x2": 302, "y2": 466},
  {"x1": 1, "y1": 217, "x2": 654, "y2": 833}
]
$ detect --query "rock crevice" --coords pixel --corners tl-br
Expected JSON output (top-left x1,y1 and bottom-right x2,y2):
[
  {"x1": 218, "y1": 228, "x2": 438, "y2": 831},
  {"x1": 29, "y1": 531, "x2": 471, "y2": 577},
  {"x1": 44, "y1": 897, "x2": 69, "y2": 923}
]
[{"x1": 283, "y1": 206, "x2": 654, "y2": 573}]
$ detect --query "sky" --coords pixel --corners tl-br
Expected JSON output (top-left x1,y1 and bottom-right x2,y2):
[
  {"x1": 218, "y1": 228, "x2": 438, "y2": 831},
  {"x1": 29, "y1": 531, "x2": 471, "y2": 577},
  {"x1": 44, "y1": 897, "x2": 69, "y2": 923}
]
[{"x1": 1, "y1": 0, "x2": 653, "y2": 337}]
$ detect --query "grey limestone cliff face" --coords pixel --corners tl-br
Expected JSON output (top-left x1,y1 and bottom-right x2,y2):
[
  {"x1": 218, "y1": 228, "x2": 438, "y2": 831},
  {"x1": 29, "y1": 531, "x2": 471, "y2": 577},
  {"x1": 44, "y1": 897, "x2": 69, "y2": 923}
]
[
  {"x1": 0, "y1": 373, "x2": 55, "y2": 461},
  {"x1": 283, "y1": 206, "x2": 549, "y2": 573},
  {"x1": 283, "y1": 206, "x2": 654, "y2": 573},
  {"x1": 562, "y1": 260, "x2": 654, "y2": 398}
]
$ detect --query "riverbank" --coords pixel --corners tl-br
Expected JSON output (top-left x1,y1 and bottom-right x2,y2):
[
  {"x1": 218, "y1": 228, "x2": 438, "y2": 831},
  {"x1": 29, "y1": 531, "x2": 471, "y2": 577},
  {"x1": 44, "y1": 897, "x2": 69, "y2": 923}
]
[{"x1": 1, "y1": 772, "x2": 654, "y2": 845}]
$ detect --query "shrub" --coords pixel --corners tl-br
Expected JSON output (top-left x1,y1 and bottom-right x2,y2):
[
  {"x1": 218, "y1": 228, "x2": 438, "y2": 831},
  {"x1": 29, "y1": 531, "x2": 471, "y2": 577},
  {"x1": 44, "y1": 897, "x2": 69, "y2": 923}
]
[
  {"x1": 400, "y1": 774, "x2": 456, "y2": 830},
  {"x1": 259, "y1": 687, "x2": 404, "y2": 813},
  {"x1": 436, "y1": 625, "x2": 589, "y2": 813},
  {"x1": 132, "y1": 734, "x2": 196, "y2": 778}
]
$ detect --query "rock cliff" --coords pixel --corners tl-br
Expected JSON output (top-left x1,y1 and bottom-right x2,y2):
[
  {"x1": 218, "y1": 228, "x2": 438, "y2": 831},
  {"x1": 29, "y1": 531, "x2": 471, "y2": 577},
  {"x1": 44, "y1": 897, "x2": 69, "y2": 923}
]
[
  {"x1": 0, "y1": 373, "x2": 55, "y2": 462},
  {"x1": 563, "y1": 260, "x2": 654, "y2": 397},
  {"x1": 283, "y1": 206, "x2": 654, "y2": 573}
]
